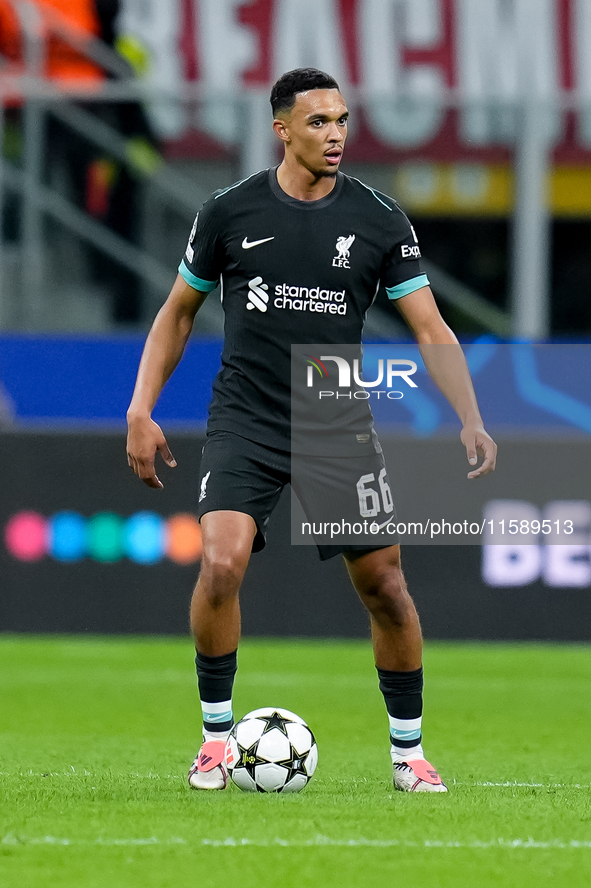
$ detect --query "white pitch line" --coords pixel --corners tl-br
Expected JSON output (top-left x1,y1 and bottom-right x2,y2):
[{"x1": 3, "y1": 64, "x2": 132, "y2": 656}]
[
  {"x1": 2, "y1": 773, "x2": 590, "y2": 789},
  {"x1": 0, "y1": 772, "x2": 181, "y2": 779},
  {"x1": 1, "y1": 835, "x2": 185, "y2": 846},
  {"x1": 452, "y1": 781, "x2": 590, "y2": 788},
  {"x1": 3, "y1": 835, "x2": 591, "y2": 850},
  {"x1": 200, "y1": 837, "x2": 591, "y2": 849},
  {"x1": 1, "y1": 773, "x2": 590, "y2": 789}
]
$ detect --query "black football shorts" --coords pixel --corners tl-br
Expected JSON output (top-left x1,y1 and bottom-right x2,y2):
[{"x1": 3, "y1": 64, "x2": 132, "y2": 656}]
[{"x1": 197, "y1": 430, "x2": 397, "y2": 561}]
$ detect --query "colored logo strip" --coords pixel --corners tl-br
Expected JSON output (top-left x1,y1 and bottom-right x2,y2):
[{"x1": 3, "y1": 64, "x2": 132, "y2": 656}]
[{"x1": 3, "y1": 511, "x2": 202, "y2": 565}]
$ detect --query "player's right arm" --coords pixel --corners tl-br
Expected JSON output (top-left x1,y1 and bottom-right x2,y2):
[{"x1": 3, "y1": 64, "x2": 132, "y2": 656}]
[{"x1": 126, "y1": 274, "x2": 208, "y2": 489}]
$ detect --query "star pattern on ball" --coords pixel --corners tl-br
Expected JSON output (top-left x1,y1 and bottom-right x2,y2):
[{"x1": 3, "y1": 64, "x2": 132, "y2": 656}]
[
  {"x1": 259, "y1": 710, "x2": 292, "y2": 736},
  {"x1": 236, "y1": 740, "x2": 267, "y2": 782},
  {"x1": 282, "y1": 752, "x2": 307, "y2": 785}
]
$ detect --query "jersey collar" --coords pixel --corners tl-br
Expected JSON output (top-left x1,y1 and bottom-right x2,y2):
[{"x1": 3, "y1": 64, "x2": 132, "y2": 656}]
[{"x1": 268, "y1": 167, "x2": 344, "y2": 210}]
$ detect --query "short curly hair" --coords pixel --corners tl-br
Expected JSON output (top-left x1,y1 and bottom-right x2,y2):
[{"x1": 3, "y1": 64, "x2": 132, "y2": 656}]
[{"x1": 270, "y1": 68, "x2": 340, "y2": 116}]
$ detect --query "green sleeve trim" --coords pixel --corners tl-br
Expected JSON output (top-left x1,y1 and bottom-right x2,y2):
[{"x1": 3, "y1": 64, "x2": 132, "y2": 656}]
[
  {"x1": 386, "y1": 274, "x2": 430, "y2": 301},
  {"x1": 178, "y1": 261, "x2": 218, "y2": 292}
]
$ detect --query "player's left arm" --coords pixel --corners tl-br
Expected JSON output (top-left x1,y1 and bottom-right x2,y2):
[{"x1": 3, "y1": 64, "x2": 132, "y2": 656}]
[{"x1": 393, "y1": 285, "x2": 497, "y2": 479}]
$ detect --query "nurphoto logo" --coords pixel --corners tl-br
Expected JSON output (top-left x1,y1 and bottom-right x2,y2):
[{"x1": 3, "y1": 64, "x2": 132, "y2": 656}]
[{"x1": 305, "y1": 354, "x2": 418, "y2": 400}]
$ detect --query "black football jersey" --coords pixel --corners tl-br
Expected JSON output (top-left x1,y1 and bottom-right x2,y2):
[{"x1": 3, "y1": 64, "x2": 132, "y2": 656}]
[{"x1": 179, "y1": 168, "x2": 429, "y2": 453}]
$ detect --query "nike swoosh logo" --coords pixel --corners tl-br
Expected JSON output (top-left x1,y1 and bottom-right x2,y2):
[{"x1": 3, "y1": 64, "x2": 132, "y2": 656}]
[{"x1": 242, "y1": 236, "x2": 274, "y2": 250}]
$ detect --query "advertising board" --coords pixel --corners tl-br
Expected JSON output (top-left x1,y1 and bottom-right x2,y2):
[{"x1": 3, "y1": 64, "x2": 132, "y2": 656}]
[{"x1": 2, "y1": 432, "x2": 590, "y2": 640}]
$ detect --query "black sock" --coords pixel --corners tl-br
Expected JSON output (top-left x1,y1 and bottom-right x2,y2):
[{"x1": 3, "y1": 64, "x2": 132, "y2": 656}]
[
  {"x1": 196, "y1": 650, "x2": 237, "y2": 740},
  {"x1": 377, "y1": 666, "x2": 423, "y2": 757}
]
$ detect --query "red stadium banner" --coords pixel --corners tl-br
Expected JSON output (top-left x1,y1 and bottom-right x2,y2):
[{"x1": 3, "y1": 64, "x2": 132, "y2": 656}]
[{"x1": 111, "y1": 0, "x2": 591, "y2": 165}]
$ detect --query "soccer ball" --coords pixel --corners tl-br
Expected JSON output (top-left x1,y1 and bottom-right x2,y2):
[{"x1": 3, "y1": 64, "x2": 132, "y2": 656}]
[{"x1": 225, "y1": 707, "x2": 318, "y2": 793}]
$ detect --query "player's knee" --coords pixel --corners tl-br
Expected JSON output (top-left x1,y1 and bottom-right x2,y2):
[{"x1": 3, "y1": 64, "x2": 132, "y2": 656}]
[
  {"x1": 358, "y1": 568, "x2": 411, "y2": 621},
  {"x1": 199, "y1": 551, "x2": 247, "y2": 605},
  {"x1": 360, "y1": 565, "x2": 405, "y2": 598}
]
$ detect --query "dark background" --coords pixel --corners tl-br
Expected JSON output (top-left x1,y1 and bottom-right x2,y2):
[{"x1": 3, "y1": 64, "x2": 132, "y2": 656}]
[{"x1": 2, "y1": 432, "x2": 590, "y2": 641}]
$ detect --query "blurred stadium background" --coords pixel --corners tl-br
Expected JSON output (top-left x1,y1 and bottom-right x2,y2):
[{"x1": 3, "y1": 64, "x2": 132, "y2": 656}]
[
  {"x1": 1, "y1": 0, "x2": 591, "y2": 640},
  {"x1": 3, "y1": 9, "x2": 591, "y2": 886}
]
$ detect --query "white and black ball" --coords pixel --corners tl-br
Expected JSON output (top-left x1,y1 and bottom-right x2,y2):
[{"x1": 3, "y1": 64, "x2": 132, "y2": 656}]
[{"x1": 225, "y1": 707, "x2": 318, "y2": 793}]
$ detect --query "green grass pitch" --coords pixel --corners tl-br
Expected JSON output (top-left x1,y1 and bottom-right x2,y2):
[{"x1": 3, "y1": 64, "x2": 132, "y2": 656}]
[{"x1": 1, "y1": 636, "x2": 591, "y2": 888}]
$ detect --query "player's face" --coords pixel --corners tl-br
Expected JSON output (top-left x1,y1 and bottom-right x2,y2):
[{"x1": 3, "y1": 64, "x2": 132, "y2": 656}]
[{"x1": 276, "y1": 89, "x2": 349, "y2": 178}]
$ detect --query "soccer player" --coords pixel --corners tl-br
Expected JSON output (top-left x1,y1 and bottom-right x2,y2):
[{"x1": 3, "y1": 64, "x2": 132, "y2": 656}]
[{"x1": 126, "y1": 68, "x2": 496, "y2": 793}]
